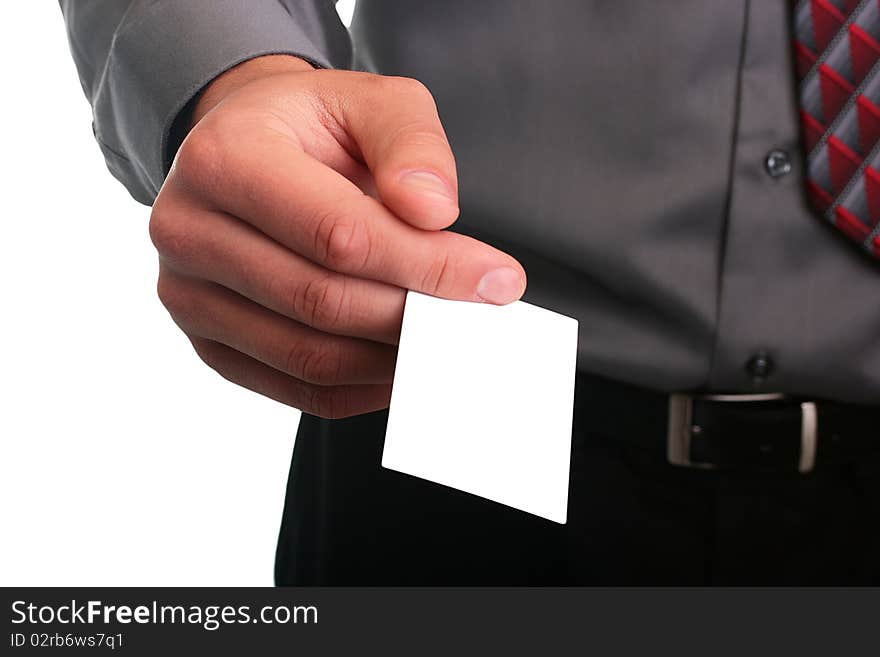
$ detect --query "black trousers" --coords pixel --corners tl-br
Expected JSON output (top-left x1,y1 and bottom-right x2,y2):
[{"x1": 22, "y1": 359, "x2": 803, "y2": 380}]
[{"x1": 275, "y1": 375, "x2": 880, "y2": 585}]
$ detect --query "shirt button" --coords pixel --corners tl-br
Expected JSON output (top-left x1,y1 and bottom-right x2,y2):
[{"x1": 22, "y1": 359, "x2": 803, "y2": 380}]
[
  {"x1": 764, "y1": 149, "x2": 792, "y2": 178},
  {"x1": 745, "y1": 351, "x2": 775, "y2": 383}
]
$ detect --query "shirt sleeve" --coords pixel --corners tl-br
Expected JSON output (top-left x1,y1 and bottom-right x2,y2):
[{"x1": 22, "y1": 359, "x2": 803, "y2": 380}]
[{"x1": 59, "y1": 0, "x2": 353, "y2": 205}]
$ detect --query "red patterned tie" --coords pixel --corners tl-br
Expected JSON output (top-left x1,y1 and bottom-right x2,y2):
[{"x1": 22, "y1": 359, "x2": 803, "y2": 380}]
[{"x1": 796, "y1": 0, "x2": 880, "y2": 258}]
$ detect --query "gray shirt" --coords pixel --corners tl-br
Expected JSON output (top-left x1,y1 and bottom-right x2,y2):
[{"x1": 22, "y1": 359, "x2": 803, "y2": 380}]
[{"x1": 60, "y1": 1, "x2": 880, "y2": 403}]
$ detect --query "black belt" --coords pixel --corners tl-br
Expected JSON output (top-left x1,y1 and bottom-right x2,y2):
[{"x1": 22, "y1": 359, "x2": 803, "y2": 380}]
[{"x1": 576, "y1": 373, "x2": 880, "y2": 473}]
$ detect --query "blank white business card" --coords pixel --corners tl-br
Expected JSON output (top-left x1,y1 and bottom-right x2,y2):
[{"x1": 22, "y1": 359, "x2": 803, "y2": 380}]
[{"x1": 382, "y1": 291, "x2": 579, "y2": 523}]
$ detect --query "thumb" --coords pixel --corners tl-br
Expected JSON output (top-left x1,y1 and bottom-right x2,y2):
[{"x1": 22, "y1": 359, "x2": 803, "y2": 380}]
[{"x1": 339, "y1": 74, "x2": 459, "y2": 230}]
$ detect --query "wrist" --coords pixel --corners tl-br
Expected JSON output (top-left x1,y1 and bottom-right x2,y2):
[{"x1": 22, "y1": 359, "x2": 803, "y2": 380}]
[{"x1": 189, "y1": 54, "x2": 315, "y2": 129}]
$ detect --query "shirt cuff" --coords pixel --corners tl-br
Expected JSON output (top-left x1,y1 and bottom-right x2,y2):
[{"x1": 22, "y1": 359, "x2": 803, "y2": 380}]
[{"x1": 93, "y1": 0, "x2": 350, "y2": 204}]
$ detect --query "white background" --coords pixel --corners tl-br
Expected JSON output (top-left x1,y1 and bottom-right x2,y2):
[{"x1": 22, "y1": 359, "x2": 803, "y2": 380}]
[{"x1": 0, "y1": 1, "x2": 356, "y2": 586}]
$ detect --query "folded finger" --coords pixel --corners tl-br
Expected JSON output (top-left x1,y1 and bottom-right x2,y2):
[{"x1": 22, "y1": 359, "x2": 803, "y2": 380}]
[
  {"x1": 160, "y1": 271, "x2": 397, "y2": 385},
  {"x1": 189, "y1": 336, "x2": 392, "y2": 419}
]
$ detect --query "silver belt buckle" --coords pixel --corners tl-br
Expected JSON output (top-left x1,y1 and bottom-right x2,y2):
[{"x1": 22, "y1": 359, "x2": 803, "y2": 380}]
[{"x1": 667, "y1": 393, "x2": 818, "y2": 473}]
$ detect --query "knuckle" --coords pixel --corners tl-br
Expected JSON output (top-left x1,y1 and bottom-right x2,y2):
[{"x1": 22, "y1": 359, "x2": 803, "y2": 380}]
[
  {"x1": 304, "y1": 386, "x2": 350, "y2": 420},
  {"x1": 149, "y1": 205, "x2": 200, "y2": 265},
  {"x1": 363, "y1": 71, "x2": 398, "y2": 95},
  {"x1": 389, "y1": 126, "x2": 449, "y2": 153},
  {"x1": 314, "y1": 211, "x2": 370, "y2": 272},
  {"x1": 148, "y1": 201, "x2": 171, "y2": 252},
  {"x1": 156, "y1": 272, "x2": 196, "y2": 325},
  {"x1": 285, "y1": 341, "x2": 343, "y2": 385},
  {"x1": 292, "y1": 274, "x2": 349, "y2": 331},
  {"x1": 392, "y1": 76, "x2": 434, "y2": 102},
  {"x1": 173, "y1": 122, "x2": 228, "y2": 193},
  {"x1": 364, "y1": 74, "x2": 435, "y2": 109},
  {"x1": 418, "y1": 251, "x2": 453, "y2": 296},
  {"x1": 191, "y1": 338, "x2": 220, "y2": 371}
]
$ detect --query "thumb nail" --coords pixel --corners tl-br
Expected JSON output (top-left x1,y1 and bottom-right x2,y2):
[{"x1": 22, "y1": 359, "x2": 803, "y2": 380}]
[{"x1": 400, "y1": 171, "x2": 456, "y2": 204}]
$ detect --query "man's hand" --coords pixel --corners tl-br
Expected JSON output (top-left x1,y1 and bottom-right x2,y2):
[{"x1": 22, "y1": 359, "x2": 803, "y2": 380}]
[{"x1": 149, "y1": 55, "x2": 526, "y2": 418}]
